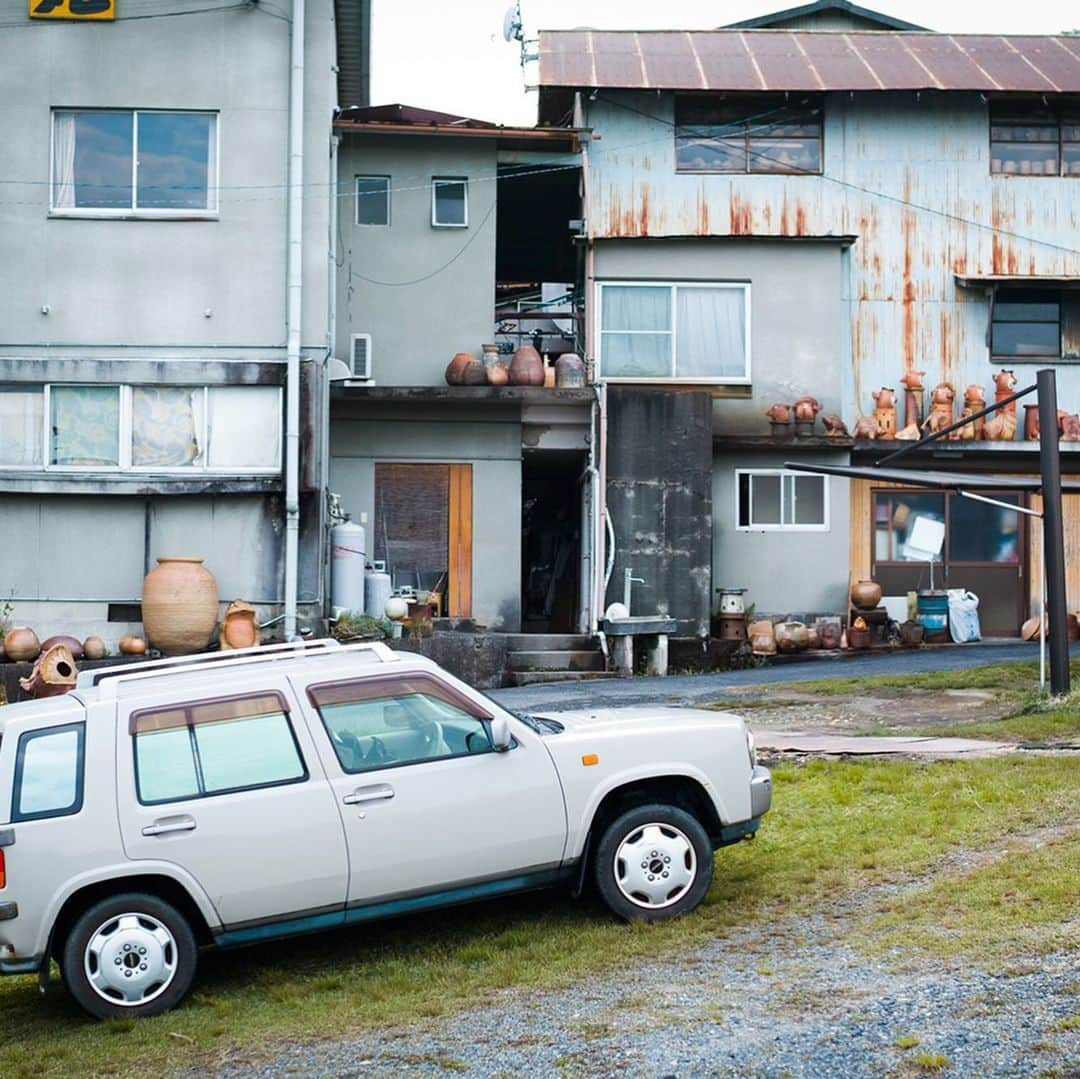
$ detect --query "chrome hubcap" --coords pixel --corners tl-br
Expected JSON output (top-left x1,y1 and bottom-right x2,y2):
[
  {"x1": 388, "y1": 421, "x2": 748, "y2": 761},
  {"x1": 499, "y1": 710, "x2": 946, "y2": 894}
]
[
  {"x1": 614, "y1": 822, "x2": 697, "y2": 909},
  {"x1": 84, "y1": 913, "x2": 178, "y2": 1006}
]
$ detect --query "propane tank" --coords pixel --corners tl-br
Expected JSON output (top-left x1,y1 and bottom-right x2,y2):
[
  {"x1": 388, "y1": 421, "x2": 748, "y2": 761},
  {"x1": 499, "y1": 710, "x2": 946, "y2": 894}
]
[
  {"x1": 330, "y1": 515, "x2": 366, "y2": 612},
  {"x1": 364, "y1": 560, "x2": 392, "y2": 619}
]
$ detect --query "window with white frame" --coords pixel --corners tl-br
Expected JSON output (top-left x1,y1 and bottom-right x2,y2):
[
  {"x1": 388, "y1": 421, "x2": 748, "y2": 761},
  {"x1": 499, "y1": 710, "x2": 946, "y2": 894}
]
[
  {"x1": 432, "y1": 177, "x2": 467, "y2": 227},
  {"x1": 355, "y1": 175, "x2": 390, "y2": 226},
  {"x1": 51, "y1": 110, "x2": 218, "y2": 214},
  {"x1": 736, "y1": 470, "x2": 828, "y2": 530},
  {"x1": 597, "y1": 282, "x2": 750, "y2": 383},
  {"x1": 0, "y1": 384, "x2": 280, "y2": 473}
]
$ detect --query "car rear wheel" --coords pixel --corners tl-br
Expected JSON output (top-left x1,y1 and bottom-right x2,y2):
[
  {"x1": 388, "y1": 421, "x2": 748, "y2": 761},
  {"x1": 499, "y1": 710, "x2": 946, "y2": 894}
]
[
  {"x1": 594, "y1": 803, "x2": 713, "y2": 922},
  {"x1": 61, "y1": 892, "x2": 197, "y2": 1020}
]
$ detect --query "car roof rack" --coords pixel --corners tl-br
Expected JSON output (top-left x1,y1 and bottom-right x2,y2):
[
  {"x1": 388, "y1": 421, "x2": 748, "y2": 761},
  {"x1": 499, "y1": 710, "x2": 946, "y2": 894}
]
[{"x1": 78, "y1": 638, "x2": 400, "y2": 697}]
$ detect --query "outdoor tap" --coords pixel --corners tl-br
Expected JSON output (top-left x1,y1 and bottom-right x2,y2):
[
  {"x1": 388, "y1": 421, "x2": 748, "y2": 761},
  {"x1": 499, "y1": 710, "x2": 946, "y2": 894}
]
[{"x1": 623, "y1": 567, "x2": 646, "y2": 612}]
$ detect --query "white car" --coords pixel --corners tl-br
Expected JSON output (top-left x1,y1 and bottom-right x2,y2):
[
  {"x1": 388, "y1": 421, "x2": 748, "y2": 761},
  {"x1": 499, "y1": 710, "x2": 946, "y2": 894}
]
[{"x1": 0, "y1": 639, "x2": 771, "y2": 1019}]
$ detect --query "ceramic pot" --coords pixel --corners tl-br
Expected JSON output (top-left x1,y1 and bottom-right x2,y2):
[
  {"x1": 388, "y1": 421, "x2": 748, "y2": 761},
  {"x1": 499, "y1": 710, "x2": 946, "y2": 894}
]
[
  {"x1": 486, "y1": 362, "x2": 510, "y2": 386},
  {"x1": 142, "y1": 557, "x2": 219, "y2": 656},
  {"x1": 444, "y1": 352, "x2": 474, "y2": 386},
  {"x1": 481, "y1": 343, "x2": 500, "y2": 368},
  {"x1": 817, "y1": 620, "x2": 842, "y2": 649},
  {"x1": 3, "y1": 627, "x2": 40, "y2": 662},
  {"x1": 850, "y1": 579, "x2": 883, "y2": 610},
  {"x1": 119, "y1": 636, "x2": 148, "y2": 655},
  {"x1": 509, "y1": 346, "x2": 545, "y2": 386},
  {"x1": 775, "y1": 621, "x2": 810, "y2": 653},
  {"x1": 555, "y1": 352, "x2": 587, "y2": 388},
  {"x1": 899, "y1": 620, "x2": 925, "y2": 647},
  {"x1": 83, "y1": 635, "x2": 108, "y2": 660},
  {"x1": 460, "y1": 356, "x2": 488, "y2": 385},
  {"x1": 847, "y1": 626, "x2": 871, "y2": 650},
  {"x1": 793, "y1": 396, "x2": 821, "y2": 422},
  {"x1": 40, "y1": 635, "x2": 84, "y2": 661}
]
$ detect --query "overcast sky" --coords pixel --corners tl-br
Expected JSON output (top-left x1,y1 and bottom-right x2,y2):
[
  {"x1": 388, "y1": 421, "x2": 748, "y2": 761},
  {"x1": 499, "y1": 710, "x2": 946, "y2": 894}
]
[{"x1": 371, "y1": 1, "x2": 1080, "y2": 126}]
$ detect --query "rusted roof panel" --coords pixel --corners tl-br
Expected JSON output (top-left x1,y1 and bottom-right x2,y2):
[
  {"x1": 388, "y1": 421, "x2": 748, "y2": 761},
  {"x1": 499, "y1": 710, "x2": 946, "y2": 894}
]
[{"x1": 538, "y1": 30, "x2": 1080, "y2": 93}]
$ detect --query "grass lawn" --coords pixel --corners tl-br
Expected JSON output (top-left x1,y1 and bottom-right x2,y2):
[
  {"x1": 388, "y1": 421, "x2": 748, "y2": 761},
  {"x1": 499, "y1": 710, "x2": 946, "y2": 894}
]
[{"x1": 1, "y1": 756, "x2": 1077, "y2": 1078}]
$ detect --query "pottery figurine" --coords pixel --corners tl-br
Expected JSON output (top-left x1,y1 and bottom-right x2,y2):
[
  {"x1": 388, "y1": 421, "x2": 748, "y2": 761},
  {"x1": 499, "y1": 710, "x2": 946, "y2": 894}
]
[
  {"x1": 793, "y1": 396, "x2": 821, "y2": 422},
  {"x1": 766, "y1": 404, "x2": 792, "y2": 423},
  {"x1": 142, "y1": 556, "x2": 219, "y2": 656},
  {"x1": 1061, "y1": 414, "x2": 1080, "y2": 441},
  {"x1": 851, "y1": 579, "x2": 883, "y2": 610},
  {"x1": 852, "y1": 415, "x2": 878, "y2": 440},
  {"x1": 1024, "y1": 404, "x2": 1040, "y2": 441},
  {"x1": 509, "y1": 345, "x2": 545, "y2": 386},
  {"x1": 899, "y1": 369, "x2": 926, "y2": 391},
  {"x1": 821, "y1": 414, "x2": 849, "y2": 437},
  {"x1": 219, "y1": 599, "x2": 260, "y2": 652},
  {"x1": 923, "y1": 382, "x2": 955, "y2": 434},
  {"x1": 872, "y1": 387, "x2": 897, "y2": 438},
  {"x1": 993, "y1": 369, "x2": 1018, "y2": 396}
]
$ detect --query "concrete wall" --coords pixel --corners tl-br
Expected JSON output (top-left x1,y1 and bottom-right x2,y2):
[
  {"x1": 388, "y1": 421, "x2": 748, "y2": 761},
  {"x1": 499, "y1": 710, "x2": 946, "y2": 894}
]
[
  {"x1": 328, "y1": 402, "x2": 522, "y2": 630},
  {"x1": 712, "y1": 449, "x2": 852, "y2": 616},
  {"x1": 335, "y1": 134, "x2": 498, "y2": 384},
  {"x1": 593, "y1": 239, "x2": 845, "y2": 435}
]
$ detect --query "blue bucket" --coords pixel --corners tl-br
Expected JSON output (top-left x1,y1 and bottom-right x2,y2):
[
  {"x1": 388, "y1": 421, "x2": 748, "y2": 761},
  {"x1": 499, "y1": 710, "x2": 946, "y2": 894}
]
[{"x1": 916, "y1": 590, "x2": 949, "y2": 633}]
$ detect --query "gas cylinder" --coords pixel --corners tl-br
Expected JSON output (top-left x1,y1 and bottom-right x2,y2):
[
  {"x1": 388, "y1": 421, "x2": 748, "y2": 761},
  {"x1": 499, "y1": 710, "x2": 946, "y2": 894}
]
[
  {"x1": 364, "y1": 560, "x2": 392, "y2": 619},
  {"x1": 330, "y1": 516, "x2": 366, "y2": 612}
]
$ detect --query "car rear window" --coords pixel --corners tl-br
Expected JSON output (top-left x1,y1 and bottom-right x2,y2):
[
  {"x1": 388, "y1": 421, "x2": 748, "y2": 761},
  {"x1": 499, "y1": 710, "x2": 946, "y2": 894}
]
[
  {"x1": 131, "y1": 691, "x2": 307, "y2": 805},
  {"x1": 12, "y1": 723, "x2": 85, "y2": 822}
]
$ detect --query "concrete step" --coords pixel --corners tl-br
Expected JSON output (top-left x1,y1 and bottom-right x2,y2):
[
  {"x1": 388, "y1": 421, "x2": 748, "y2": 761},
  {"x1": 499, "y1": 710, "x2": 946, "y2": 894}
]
[
  {"x1": 508, "y1": 649, "x2": 607, "y2": 672},
  {"x1": 506, "y1": 670, "x2": 619, "y2": 687},
  {"x1": 502, "y1": 634, "x2": 597, "y2": 652}
]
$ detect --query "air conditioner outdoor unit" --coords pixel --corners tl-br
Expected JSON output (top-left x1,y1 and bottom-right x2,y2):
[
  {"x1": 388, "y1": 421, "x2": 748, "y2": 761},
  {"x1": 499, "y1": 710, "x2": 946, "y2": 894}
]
[{"x1": 350, "y1": 333, "x2": 373, "y2": 380}]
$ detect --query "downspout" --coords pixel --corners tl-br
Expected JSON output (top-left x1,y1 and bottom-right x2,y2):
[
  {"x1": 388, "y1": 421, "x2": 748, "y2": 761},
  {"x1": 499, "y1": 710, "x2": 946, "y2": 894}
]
[{"x1": 284, "y1": 0, "x2": 306, "y2": 641}]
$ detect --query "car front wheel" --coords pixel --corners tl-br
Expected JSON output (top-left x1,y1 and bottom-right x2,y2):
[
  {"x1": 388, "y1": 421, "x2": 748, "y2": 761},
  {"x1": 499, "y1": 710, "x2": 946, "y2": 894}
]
[
  {"x1": 61, "y1": 892, "x2": 197, "y2": 1020},
  {"x1": 594, "y1": 803, "x2": 713, "y2": 922}
]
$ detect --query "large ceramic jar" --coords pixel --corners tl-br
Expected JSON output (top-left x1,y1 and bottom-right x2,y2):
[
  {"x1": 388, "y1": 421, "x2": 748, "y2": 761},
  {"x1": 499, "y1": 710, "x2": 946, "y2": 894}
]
[
  {"x1": 850, "y1": 578, "x2": 883, "y2": 610},
  {"x1": 555, "y1": 352, "x2": 587, "y2": 388},
  {"x1": 142, "y1": 557, "x2": 219, "y2": 655},
  {"x1": 509, "y1": 345, "x2": 545, "y2": 386}
]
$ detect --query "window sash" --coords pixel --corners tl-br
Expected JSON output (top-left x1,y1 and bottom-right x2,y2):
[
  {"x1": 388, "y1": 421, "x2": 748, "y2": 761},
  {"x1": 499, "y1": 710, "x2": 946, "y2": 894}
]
[
  {"x1": 432, "y1": 177, "x2": 468, "y2": 227},
  {"x1": 50, "y1": 109, "x2": 219, "y2": 215},
  {"x1": 596, "y1": 282, "x2": 751, "y2": 383},
  {"x1": 736, "y1": 470, "x2": 829, "y2": 531},
  {"x1": 12, "y1": 723, "x2": 85, "y2": 823},
  {"x1": 355, "y1": 175, "x2": 390, "y2": 226},
  {"x1": 989, "y1": 105, "x2": 1080, "y2": 177},
  {"x1": 0, "y1": 383, "x2": 282, "y2": 474},
  {"x1": 990, "y1": 289, "x2": 1062, "y2": 360}
]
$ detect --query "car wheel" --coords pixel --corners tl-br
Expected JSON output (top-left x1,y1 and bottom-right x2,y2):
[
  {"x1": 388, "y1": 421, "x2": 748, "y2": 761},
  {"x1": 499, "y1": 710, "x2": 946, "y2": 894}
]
[
  {"x1": 61, "y1": 892, "x2": 197, "y2": 1020},
  {"x1": 594, "y1": 803, "x2": 713, "y2": 923}
]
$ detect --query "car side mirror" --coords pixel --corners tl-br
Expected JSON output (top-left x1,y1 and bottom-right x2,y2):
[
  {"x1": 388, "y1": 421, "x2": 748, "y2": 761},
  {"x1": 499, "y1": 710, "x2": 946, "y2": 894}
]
[{"x1": 489, "y1": 715, "x2": 512, "y2": 752}]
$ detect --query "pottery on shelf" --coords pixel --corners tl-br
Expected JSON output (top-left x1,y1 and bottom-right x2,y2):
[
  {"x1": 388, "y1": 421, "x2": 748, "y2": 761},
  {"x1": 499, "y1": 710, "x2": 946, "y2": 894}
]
[
  {"x1": 220, "y1": 599, "x2": 260, "y2": 652},
  {"x1": 485, "y1": 361, "x2": 510, "y2": 386},
  {"x1": 775, "y1": 621, "x2": 810, "y2": 653},
  {"x1": 3, "y1": 626, "x2": 41, "y2": 662},
  {"x1": 850, "y1": 579, "x2": 883, "y2": 610},
  {"x1": 444, "y1": 352, "x2": 474, "y2": 386},
  {"x1": 142, "y1": 557, "x2": 219, "y2": 656},
  {"x1": 555, "y1": 352, "x2": 587, "y2": 388},
  {"x1": 459, "y1": 355, "x2": 487, "y2": 385},
  {"x1": 40, "y1": 635, "x2": 84, "y2": 661},
  {"x1": 509, "y1": 345, "x2": 545, "y2": 386}
]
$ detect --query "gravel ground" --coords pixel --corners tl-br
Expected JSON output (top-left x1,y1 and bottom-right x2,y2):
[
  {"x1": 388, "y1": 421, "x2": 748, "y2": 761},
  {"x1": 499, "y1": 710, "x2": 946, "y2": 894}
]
[{"x1": 209, "y1": 835, "x2": 1080, "y2": 1079}]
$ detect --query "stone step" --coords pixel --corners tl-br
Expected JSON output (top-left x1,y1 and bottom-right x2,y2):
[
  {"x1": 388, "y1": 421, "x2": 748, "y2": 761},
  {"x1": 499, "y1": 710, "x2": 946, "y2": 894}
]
[
  {"x1": 501, "y1": 634, "x2": 597, "y2": 652},
  {"x1": 508, "y1": 649, "x2": 607, "y2": 672},
  {"x1": 506, "y1": 670, "x2": 620, "y2": 687}
]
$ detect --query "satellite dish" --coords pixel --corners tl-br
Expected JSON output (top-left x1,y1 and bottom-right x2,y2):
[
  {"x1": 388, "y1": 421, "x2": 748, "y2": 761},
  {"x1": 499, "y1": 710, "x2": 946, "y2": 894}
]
[{"x1": 502, "y1": 3, "x2": 522, "y2": 43}]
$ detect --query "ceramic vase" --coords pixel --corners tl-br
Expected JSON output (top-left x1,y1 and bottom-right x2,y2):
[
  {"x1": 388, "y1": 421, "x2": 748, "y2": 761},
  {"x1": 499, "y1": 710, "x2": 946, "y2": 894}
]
[
  {"x1": 142, "y1": 557, "x2": 219, "y2": 656},
  {"x1": 509, "y1": 346, "x2": 545, "y2": 386},
  {"x1": 850, "y1": 579, "x2": 883, "y2": 610},
  {"x1": 555, "y1": 353, "x2": 587, "y2": 388}
]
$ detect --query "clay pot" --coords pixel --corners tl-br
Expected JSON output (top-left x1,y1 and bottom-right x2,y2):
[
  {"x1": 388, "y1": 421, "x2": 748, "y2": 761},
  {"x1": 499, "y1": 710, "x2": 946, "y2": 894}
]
[
  {"x1": 41, "y1": 635, "x2": 84, "y2": 661},
  {"x1": 486, "y1": 362, "x2": 510, "y2": 386},
  {"x1": 847, "y1": 626, "x2": 871, "y2": 651},
  {"x1": 775, "y1": 621, "x2": 810, "y2": 653},
  {"x1": 444, "y1": 352, "x2": 474, "y2": 386},
  {"x1": 793, "y1": 396, "x2": 821, "y2": 422},
  {"x1": 481, "y1": 343, "x2": 500, "y2": 368},
  {"x1": 1068, "y1": 613, "x2": 1080, "y2": 643},
  {"x1": 817, "y1": 620, "x2": 842, "y2": 650},
  {"x1": 142, "y1": 557, "x2": 219, "y2": 656},
  {"x1": 899, "y1": 620, "x2": 925, "y2": 647},
  {"x1": 3, "y1": 627, "x2": 40, "y2": 662},
  {"x1": 220, "y1": 599, "x2": 260, "y2": 652},
  {"x1": 83, "y1": 635, "x2": 108, "y2": 660},
  {"x1": 747, "y1": 619, "x2": 776, "y2": 656},
  {"x1": 806, "y1": 626, "x2": 821, "y2": 650},
  {"x1": 1024, "y1": 404, "x2": 1040, "y2": 441},
  {"x1": 119, "y1": 636, "x2": 148, "y2": 655},
  {"x1": 459, "y1": 355, "x2": 487, "y2": 386},
  {"x1": 509, "y1": 346, "x2": 545, "y2": 386},
  {"x1": 765, "y1": 403, "x2": 792, "y2": 423},
  {"x1": 555, "y1": 352, "x2": 587, "y2": 388},
  {"x1": 850, "y1": 579, "x2": 883, "y2": 610}
]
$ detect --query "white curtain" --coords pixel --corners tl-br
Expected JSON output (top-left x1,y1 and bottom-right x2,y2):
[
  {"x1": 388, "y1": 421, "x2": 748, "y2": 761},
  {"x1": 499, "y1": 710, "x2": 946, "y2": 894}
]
[
  {"x1": 53, "y1": 112, "x2": 77, "y2": 209},
  {"x1": 600, "y1": 285, "x2": 671, "y2": 377},
  {"x1": 207, "y1": 387, "x2": 281, "y2": 470},
  {"x1": 676, "y1": 286, "x2": 746, "y2": 379}
]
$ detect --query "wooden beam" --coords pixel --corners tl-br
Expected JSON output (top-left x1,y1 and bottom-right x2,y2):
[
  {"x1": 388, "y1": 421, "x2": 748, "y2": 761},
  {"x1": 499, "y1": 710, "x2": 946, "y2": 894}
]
[{"x1": 448, "y1": 464, "x2": 473, "y2": 618}]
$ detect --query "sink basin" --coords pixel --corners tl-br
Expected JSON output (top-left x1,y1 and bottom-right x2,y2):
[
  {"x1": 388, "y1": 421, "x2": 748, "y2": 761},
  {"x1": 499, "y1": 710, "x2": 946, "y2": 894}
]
[{"x1": 602, "y1": 616, "x2": 677, "y2": 636}]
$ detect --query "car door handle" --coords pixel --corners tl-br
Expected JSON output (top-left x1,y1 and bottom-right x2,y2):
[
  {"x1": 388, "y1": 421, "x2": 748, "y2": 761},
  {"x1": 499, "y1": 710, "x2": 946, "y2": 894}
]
[
  {"x1": 343, "y1": 784, "x2": 394, "y2": 805},
  {"x1": 142, "y1": 815, "x2": 197, "y2": 837}
]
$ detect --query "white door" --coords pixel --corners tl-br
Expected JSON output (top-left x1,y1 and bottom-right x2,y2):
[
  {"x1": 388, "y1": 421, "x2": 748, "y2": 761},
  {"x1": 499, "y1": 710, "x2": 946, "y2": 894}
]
[
  {"x1": 295, "y1": 671, "x2": 567, "y2": 909},
  {"x1": 118, "y1": 683, "x2": 348, "y2": 929}
]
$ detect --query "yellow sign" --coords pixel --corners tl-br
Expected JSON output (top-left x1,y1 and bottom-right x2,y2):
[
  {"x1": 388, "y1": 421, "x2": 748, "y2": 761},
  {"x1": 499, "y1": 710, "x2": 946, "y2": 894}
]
[{"x1": 30, "y1": 0, "x2": 116, "y2": 18}]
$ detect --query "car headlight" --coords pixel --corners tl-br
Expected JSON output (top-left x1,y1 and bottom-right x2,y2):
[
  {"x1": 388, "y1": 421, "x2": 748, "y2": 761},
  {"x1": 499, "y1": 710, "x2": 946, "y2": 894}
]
[{"x1": 746, "y1": 727, "x2": 756, "y2": 768}]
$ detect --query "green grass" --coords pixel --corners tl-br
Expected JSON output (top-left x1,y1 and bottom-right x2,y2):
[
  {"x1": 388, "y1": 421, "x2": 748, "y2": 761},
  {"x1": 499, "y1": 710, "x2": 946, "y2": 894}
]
[
  {"x1": 912, "y1": 1051, "x2": 951, "y2": 1072},
  {"x1": 1, "y1": 757, "x2": 1077, "y2": 1079}
]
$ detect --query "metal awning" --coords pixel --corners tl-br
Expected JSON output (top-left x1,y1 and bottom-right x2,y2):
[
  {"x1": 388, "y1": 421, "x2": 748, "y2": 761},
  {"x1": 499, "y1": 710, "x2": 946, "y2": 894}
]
[
  {"x1": 782, "y1": 460, "x2": 1080, "y2": 491},
  {"x1": 956, "y1": 274, "x2": 1080, "y2": 289}
]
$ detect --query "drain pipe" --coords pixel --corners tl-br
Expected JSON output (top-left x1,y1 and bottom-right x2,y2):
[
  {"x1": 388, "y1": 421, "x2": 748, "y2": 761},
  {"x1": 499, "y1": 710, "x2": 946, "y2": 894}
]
[{"x1": 283, "y1": 0, "x2": 306, "y2": 641}]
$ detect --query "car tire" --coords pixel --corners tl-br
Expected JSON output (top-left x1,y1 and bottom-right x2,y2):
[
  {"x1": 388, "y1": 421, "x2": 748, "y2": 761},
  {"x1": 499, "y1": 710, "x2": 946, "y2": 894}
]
[
  {"x1": 61, "y1": 892, "x2": 197, "y2": 1020},
  {"x1": 594, "y1": 803, "x2": 713, "y2": 923}
]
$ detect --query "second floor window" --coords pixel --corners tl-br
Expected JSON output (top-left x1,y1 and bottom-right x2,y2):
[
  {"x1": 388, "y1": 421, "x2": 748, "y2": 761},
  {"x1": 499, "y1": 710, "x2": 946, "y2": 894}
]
[
  {"x1": 676, "y1": 94, "x2": 823, "y2": 174},
  {"x1": 355, "y1": 175, "x2": 390, "y2": 225},
  {"x1": 51, "y1": 109, "x2": 218, "y2": 214},
  {"x1": 432, "y1": 177, "x2": 467, "y2": 227},
  {"x1": 990, "y1": 102, "x2": 1080, "y2": 177}
]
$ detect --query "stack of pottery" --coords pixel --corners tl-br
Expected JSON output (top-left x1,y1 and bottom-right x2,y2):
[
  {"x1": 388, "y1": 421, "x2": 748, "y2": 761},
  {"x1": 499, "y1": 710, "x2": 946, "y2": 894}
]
[
  {"x1": 849, "y1": 578, "x2": 883, "y2": 650},
  {"x1": 715, "y1": 588, "x2": 748, "y2": 641}
]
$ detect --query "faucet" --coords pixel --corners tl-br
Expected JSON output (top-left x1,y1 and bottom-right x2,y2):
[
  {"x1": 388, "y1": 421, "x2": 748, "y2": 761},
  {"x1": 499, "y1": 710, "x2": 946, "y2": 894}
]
[{"x1": 623, "y1": 567, "x2": 645, "y2": 613}]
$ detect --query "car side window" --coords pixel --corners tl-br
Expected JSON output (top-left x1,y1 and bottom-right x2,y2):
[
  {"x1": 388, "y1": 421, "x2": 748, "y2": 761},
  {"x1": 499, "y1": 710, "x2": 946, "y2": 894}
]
[
  {"x1": 12, "y1": 722, "x2": 85, "y2": 822},
  {"x1": 132, "y1": 691, "x2": 307, "y2": 805},
  {"x1": 308, "y1": 674, "x2": 495, "y2": 774}
]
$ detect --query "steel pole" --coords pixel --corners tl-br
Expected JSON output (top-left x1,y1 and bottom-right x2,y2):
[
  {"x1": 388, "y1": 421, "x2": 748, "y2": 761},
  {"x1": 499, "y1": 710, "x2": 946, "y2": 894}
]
[{"x1": 1037, "y1": 368, "x2": 1070, "y2": 695}]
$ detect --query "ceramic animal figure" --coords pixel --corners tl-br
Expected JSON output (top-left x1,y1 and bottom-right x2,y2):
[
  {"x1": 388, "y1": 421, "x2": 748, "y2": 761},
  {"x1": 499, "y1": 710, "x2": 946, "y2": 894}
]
[
  {"x1": 984, "y1": 408, "x2": 1018, "y2": 441},
  {"x1": 923, "y1": 382, "x2": 955, "y2": 435},
  {"x1": 1060, "y1": 414, "x2": 1080, "y2": 441},
  {"x1": 852, "y1": 415, "x2": 878, "y2": 440},
  {"x1": 872, "y1": 387, "x2": 897, "y2": 438},
  {"x1": 793, "y1": 395, "x2": 821, "y2": 422},
  {"x1": 953, "y1": 404, "x2": 979, "y2": 441},
  {"x1": 899, "y1": 369, "x2": 927, "y2": 428},
  {"x1": 821, "y1": 414, "x2": 850, "y2": 437},
  {"x1": 899, "y1": 370, "x2": 926, "y2": 391},
  {"x1": 993, "y1": 369, "x2": 1018, "y2": 398},
  {"x1": 765, "y1": 403, "x2": 791, "y2": 423},
  {"x1": 895, "y1": 423, "x2": 921, "y2": 440},
  {"x1": 962, "y1": 385, "x2": 987, "y2": 439}
]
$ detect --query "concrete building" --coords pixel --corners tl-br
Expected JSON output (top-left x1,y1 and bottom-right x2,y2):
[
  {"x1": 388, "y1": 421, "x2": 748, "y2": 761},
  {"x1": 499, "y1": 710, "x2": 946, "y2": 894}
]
[
  {"x1": 0, "y1": 0, "x2": 346, "y2": 642},
  {"x1": 537, "y1": 3, "x2": 1080, "y2": 636}
]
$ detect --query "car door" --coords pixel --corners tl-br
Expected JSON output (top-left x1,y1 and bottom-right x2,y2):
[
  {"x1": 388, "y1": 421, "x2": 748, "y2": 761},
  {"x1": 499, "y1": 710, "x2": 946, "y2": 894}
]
[
  {"x1": 118, "y1": 680, "x2": 348, "y2": 930},
  {"x1": 294, "y1": 670, "x2": 567, "y2": 910}
]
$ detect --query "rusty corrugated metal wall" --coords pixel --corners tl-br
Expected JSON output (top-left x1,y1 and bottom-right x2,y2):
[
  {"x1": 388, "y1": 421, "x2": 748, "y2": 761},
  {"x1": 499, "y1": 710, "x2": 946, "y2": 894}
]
[{"x1": 584, "y1": 90, "x2": 1080, "y2": 420}]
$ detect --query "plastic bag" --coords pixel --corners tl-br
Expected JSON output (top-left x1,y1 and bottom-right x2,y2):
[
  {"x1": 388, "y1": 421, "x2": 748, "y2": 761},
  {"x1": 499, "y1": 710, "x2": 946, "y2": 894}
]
[{"x1": 947, "y1": 589, "x2": 981, "y2": 644}]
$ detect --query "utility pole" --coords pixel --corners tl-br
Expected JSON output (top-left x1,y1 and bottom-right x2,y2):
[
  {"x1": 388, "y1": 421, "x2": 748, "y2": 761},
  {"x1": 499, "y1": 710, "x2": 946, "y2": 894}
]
[{"x1": 1037, "y1": 368, "x2": 1071, "y2": 695}]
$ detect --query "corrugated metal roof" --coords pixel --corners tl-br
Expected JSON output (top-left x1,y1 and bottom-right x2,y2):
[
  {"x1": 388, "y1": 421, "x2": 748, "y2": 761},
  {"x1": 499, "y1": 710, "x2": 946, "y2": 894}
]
[
  {"x1": 337, "y1": 104, "x2": 498, "y2": 128},
  {"x1": 538, "y1": 30, "x2": 1080, "y2": 93}
]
